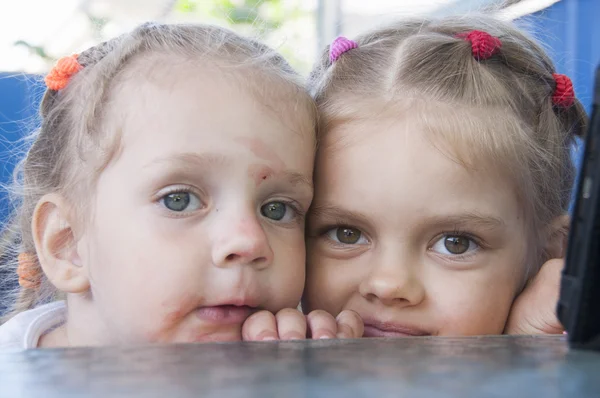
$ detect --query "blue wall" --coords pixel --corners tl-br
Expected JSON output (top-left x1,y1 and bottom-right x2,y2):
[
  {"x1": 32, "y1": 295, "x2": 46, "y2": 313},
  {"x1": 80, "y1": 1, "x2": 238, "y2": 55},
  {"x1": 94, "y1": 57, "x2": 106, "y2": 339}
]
[
  {"x1": 522, "y1": 0, "x2": 599, "y2": 209},
  {"x1": 525, "y1": 0, "x2": 600, "y2": 115},
  {"x1": 0, "y1": 74, "x2": 43, "y2": 221}
]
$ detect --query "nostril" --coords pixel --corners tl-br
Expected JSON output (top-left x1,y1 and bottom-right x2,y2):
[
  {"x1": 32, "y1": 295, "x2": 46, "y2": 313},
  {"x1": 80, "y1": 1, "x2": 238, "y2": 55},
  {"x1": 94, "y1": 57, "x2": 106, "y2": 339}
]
[{"x1": 225, "y1": 253, "x2": 238, "y2": 261}]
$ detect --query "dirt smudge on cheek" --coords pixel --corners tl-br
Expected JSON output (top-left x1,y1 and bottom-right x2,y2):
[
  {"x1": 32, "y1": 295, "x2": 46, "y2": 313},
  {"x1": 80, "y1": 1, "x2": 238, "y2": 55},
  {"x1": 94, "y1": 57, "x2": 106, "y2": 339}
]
[{"x1": 160, "y1": 293, "x2": 202, "y2": 327}]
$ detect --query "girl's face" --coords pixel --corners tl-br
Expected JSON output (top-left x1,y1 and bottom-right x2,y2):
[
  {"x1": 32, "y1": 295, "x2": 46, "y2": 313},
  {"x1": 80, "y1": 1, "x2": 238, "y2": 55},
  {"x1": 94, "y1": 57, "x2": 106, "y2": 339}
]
[
  {"x1": 303, "y1": 116, "x2": 529, "y2": 336},
  {"x1": 70, "y1": 61, "x2": 315, "y2": 344}
]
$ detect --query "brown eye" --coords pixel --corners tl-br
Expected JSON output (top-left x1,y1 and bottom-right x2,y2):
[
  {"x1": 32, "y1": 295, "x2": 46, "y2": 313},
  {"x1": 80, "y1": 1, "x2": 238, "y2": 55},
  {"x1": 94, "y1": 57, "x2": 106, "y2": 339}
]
[
  {"x1": 335, "y1": 227, "x2": 362, "y2": 244},
  {"x1": 443, "y1": 236, "x2": 470, "y2": 254}
]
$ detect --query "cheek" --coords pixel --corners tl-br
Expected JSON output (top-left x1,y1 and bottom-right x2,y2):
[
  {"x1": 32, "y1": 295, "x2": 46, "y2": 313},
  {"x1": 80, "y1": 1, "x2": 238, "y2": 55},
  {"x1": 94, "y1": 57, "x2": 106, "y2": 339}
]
[
  {"x1": 302, "y1": 240, "x2": 362, "y2": 315},
  {"x1": 429, "y1": 268, "x2": 521, "y2": 335},
  {"x1": 266, "y1": 232, "x2": 306, "y2": 310}
]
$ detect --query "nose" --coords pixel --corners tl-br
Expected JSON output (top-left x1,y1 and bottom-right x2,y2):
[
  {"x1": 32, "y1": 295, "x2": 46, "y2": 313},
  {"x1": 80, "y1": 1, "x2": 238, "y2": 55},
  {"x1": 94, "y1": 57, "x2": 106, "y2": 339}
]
[
  {"x1": 212, "y1": 215, "x2": 274, "y2": 270},
  {"x1": 358, "y1": 249, "x2": 425, "y2": 307}
]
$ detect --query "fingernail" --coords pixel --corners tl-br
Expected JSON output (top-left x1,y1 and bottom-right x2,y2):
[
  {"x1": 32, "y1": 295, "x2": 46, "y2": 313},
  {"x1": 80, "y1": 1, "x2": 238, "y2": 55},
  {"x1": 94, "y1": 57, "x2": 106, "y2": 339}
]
[{"x1": 262, "y1": 336, "x2": 277, "y2": 341}]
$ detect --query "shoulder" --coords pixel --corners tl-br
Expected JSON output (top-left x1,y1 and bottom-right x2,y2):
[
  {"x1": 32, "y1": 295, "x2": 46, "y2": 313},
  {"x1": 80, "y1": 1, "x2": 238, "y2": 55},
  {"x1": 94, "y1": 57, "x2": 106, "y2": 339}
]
[{"x1": 0, "y1": 301, "x2": 66, "y2": 350}]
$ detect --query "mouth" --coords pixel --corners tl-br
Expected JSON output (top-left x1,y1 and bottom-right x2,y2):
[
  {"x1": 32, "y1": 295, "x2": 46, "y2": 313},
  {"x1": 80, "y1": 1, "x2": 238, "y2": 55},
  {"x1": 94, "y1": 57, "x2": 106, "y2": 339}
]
[
  {"x1": 194, "y1": 304, "x2": 258, "y2": 325},
  {"x1": 362, "y1": 319, "x2": 431, "y2": 337}
]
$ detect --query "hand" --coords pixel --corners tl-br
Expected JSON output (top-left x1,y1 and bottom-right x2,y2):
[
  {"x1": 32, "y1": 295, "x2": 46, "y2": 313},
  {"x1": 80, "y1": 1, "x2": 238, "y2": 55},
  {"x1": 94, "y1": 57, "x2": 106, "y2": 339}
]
[
  {"x1": 504, "y1": 258, "x2": 565, "y2": 335},
  {"x1": 242, "y1": 308, "x2": 364, "y2": 341}
]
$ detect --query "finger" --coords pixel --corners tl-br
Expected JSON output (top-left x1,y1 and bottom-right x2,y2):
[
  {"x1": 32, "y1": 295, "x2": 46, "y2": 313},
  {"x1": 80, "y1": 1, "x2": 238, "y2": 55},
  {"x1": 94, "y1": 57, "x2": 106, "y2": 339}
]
[
  {"x1": 275, "y1": 308, "x2": 307, "y2": 340},
  {"x1": 242, "y1": 310, "x2": 279, "y2": 341},
  {"x1": 505, "y1": 259, "x2": 564, "y2": 335},
  {"x1": 306, "y1": 309, "x2": 337, "y2": 339},
  {"x1": 536, "y1": 258, "x2": 563, "y2": 289},
  {"x1": 335, "y1": 310, "x2": 364, "y2": 339}
]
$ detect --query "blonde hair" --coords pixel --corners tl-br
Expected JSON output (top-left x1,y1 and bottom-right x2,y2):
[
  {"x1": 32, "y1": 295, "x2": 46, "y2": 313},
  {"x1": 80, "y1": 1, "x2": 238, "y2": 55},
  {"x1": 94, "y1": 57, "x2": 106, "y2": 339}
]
[
  {"x1": 308, "y1": 15, "x2": 587, "y2": 274},
  {"x1": 1, "y1": 22, "x2": 316, "y2": 321}
]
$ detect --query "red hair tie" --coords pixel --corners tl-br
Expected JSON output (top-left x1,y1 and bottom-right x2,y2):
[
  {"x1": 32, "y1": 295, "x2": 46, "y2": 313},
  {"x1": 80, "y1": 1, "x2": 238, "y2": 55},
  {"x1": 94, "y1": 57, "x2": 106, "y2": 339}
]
[
  {"x1": 457, "y1": 30, "x2": 502, "y2": 60},
  {"x1": 552, "y1": 73, "x2": 575, "y2": 108},
  {"x1": 44, "y1": 54, "x2": 82, "y2": 91}
]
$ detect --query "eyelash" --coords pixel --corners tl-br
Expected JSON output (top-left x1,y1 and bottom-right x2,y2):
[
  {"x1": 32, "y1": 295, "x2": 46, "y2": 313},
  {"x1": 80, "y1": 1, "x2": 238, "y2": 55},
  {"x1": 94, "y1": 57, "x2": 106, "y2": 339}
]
[
  {"x1": 311, "y1": 221, "x2": 368, "y2": 247},
  {"x1": 430, "y1": 228, "x2": 485, "y2": 261},
  {"x1": 443, "y1": 228, "x2": 484, "y2": 247},
  {"x1": 311, "y1": 218, "x2": 355, "y2": 237},
  {"x1": 154, "y1": 185, "x2": 205, "y2": 214},
  {"x1": 274, "y1": 199, "x2": 306, "y2": 222},
  {"x1": 156, "y1": 185, "x2": 200, "y2": 200}
]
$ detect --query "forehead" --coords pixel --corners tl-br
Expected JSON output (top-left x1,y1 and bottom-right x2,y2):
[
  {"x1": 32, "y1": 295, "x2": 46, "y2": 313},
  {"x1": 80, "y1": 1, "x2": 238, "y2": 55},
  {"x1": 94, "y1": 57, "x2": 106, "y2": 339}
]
[
  {"x1": 315, "y1": 116, "x2": 523, "y2": 227},
  {"x1": 104, "y1": 56, "x2": 315, "y2": 172}
]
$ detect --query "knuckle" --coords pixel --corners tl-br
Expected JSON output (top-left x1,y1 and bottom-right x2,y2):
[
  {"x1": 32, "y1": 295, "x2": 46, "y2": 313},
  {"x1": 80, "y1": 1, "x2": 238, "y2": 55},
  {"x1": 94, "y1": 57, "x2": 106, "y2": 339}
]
[
  {"x1": 277, "y1": 307, "x2": 301, "y2": 319},
  {"x1": 307, "y1": 309, "x2": 332, "y2": 322}
]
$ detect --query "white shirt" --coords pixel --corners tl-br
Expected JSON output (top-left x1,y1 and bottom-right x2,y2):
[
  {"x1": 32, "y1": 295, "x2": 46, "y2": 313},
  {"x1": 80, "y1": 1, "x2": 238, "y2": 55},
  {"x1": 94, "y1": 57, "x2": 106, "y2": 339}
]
[{"x1": 0, "y1": 301, "x2": 66, "y2": 350}]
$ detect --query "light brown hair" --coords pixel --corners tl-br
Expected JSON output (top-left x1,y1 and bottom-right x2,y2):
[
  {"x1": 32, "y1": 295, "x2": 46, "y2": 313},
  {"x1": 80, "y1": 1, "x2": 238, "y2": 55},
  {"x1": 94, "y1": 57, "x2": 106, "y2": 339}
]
[
  {"x1": 307, "y1": 15, "x2": 587, "y2": 275},
  {"x1": 1, "y1": 22, "x2": 316, "y2": 321}
]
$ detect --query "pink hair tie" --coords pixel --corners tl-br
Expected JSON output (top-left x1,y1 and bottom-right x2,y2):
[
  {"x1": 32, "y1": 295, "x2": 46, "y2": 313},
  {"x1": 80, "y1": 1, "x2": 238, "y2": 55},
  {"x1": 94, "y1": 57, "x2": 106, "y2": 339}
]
[
  {"x1": 457, "y1": 30, "x2": 502, "y2": 60},
  {"x1": 330, "y1": 36, "x2": 358, "y2": 63},
  {"x1": 552, "y1": 73, "x2": 575, "y2": 108}
]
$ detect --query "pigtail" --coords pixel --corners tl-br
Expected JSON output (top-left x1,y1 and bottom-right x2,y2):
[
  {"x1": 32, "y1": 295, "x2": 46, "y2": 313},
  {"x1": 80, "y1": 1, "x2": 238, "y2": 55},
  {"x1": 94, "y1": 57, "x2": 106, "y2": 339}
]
[
  {"x1": 0, "y1": 218, "x2": 49, "y2": 323},
  {"x1": 551, "y1": 86, "x2": 588, "y2": 139}
]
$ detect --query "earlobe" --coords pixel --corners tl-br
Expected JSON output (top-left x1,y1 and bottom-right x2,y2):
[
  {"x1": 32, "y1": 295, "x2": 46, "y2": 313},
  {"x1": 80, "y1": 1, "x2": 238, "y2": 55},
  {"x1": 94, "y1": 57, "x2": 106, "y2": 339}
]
[
  {"x1": 32, "y1": 194, "x2": 89, "y2": 293},
  {"x1": 544, "y1": 214, "x2": 570, "y2": 260}
]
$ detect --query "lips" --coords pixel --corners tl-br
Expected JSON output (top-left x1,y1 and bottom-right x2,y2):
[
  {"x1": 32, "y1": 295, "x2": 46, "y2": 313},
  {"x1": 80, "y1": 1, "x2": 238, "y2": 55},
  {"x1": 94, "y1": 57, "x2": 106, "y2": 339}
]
[
  {"x1": 362, "y1": 319, "x2": 431, "y2": 337},
  {"x1": 194, "y1": 305, "x2": 257, "y2": 324}
]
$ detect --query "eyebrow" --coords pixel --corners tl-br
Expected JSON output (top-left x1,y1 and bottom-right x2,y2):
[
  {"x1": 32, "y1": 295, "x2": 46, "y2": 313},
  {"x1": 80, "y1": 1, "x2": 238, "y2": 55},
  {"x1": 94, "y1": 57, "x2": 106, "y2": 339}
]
[
  {"x1": 145, "y1": 152, "x2": 313, "y2": 191},
  {"x1": 309, "y1": 205, "x2": 504, "y2": 230},
  {"x1": 432, "y1": 212, "x2": 505, "y2": 230},
  {"x1": 309, "y1": 204, "x2": 372, "y2": 225},
  {"x1": 284, "y1": 172, "x2": 314, "y2": 192},
  {"x1": 144, "y1": 152, "x2": 230, "y2": 170}
]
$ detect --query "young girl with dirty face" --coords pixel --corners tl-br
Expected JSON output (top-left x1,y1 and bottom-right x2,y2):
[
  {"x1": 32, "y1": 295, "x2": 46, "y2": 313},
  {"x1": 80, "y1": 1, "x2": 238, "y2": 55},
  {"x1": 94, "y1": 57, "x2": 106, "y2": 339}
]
[
  {"x1": 300, "y1": 16, "x2": 586, "y2": 337},
  {"x1": 0, "y1": 23, "x2": 362, "y2": 349}
]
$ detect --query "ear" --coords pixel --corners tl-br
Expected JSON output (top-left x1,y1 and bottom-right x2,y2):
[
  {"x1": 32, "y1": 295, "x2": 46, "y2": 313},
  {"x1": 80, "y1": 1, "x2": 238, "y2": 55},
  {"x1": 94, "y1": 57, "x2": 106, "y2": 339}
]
[
  {"x1": 32, "y1": 193, "x2": 89, "y2": 293},
  {"x1": 543, "y1": 214, "x2": 570, "y2": 260}
]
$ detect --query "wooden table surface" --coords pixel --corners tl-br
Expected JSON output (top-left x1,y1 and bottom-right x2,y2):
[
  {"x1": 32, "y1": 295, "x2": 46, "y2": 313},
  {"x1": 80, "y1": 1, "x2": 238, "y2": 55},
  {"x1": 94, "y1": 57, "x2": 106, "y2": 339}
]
[{"x1": 1, "y1": 335, "x2": 599, "y2": 397}]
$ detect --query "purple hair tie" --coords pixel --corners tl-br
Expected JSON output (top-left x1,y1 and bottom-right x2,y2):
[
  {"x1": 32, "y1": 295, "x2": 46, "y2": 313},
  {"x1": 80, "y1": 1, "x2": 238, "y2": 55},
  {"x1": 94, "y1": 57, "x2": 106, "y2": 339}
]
[{"x1": 330, "y1": 36, "x2": 358, "y2": 63}]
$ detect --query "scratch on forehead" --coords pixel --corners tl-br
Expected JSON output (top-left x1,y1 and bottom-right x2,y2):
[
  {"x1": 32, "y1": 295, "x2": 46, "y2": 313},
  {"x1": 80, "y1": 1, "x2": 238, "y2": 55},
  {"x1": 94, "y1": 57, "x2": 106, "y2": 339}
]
[
  {"x1": 235, "y1": 137, "x2": 286, "y2": 170},
  {"x1": 248, "y1": 164, "x2": 275, "y2": 186}
]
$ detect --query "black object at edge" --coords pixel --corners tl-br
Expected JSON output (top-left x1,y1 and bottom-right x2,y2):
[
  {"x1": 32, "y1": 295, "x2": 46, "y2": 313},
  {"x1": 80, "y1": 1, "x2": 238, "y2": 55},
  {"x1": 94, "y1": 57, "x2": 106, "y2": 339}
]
[{"x1": 558, "y1": 64, "x2": 600, "y2": 350}]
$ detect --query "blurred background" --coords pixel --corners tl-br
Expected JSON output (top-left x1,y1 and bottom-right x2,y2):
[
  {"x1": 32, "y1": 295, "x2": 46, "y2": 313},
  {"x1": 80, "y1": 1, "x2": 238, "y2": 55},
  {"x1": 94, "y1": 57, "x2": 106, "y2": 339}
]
[
  {"x1": 0, "y1": 0, "x2": 598, "y2": 212},
  {"x1": 2, "y1": 0, "x2": 598, "y2": 77}
]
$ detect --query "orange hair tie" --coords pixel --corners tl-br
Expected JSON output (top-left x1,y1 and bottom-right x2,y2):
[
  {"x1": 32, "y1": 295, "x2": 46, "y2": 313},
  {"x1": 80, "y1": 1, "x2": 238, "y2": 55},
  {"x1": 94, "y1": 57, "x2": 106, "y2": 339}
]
[
  {"x1": 17, "y1": 252, "x2": 41, "y2": 289},
  {"x1": 44, "y1": 54, "x2": 82, "y2": 91}
]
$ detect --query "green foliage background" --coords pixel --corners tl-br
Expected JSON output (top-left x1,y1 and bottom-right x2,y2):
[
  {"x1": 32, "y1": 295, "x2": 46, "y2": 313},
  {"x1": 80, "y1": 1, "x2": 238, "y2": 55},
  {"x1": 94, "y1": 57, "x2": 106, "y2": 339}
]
[{"x1": 173, "y1": 0, "x2": 313, "y2": 73}]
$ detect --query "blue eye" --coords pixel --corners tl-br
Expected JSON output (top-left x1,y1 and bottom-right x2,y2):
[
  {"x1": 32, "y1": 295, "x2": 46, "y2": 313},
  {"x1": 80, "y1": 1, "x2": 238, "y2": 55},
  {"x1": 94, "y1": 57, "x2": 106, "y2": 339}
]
[
  {"x1": 161, "y1": 191, "x2": 202, "y2": 212},
  {"x1": 260, "y1": 201, "x2": 296, "y2": 222}
]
